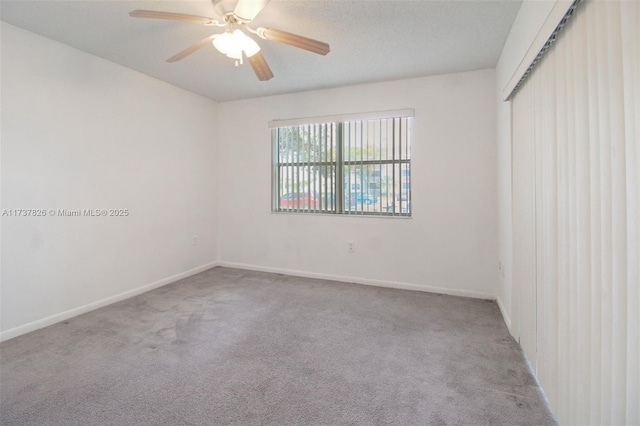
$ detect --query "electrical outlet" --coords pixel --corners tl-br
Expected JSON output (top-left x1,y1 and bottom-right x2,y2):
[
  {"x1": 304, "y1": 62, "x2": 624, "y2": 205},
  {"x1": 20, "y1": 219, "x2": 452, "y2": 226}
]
[
  {"x1": 192, "y1": 235, "x2": 198, "y2": 246},
  {"x1": 348, "y1": 241, "x2": 355, "y2": 253}
]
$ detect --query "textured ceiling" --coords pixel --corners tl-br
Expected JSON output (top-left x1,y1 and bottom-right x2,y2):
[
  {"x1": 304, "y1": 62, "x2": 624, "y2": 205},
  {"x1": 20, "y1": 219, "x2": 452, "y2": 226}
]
[{"x1": 0, "y1": 0, "x2": 522, "y2": 102}]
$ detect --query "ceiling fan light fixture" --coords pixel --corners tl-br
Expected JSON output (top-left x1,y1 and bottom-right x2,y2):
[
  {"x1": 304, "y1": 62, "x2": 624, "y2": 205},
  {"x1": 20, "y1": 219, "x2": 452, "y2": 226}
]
[
  {"x1": 212, "y1": 31, "x2": 233, "y2": 54},
  {"x1": 229, "y1": 29, "x2": 247, "y2": 59},
  {"x1": 212, "y1": 29, "x2": 260, "y2": 59},
  {"x1": 226, "y1": 48, "x2": 243, "y2": 60},
  {"x1": 242, "y1": 36, "x2": 261, "y2": 58}
]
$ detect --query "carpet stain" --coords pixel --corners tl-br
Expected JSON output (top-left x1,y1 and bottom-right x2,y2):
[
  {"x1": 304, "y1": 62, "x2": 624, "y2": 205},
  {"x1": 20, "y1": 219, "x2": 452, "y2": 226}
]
[
  {"x1": 429, "y1": 413, "x2": 448, "y2": 425},
  {"x1": 172, "y1": 313, "x2": 203, "y2": 345}
]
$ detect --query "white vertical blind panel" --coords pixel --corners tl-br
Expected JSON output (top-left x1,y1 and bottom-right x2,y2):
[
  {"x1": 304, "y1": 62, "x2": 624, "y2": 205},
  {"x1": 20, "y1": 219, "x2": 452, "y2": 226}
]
[
  {"x1": 511, "y1": 0, "x2": 639, "y2": 424},
  {"x1": 621, "y1": 1, "x2": 640, "y2": 423},
  {"x1": 536, "y1": 46, "x2": 559, "y2": 416},
  {"x1": 556, "y1": 31, "x2": 572, "y2": 422},
  {"x1": 571, "y1": 11, "x2": 590, "y2": 424},
  {"x1": 512, "y1": 83, "x2": 537, "y2": 368},
  {"x1": 604, "y1": 4, "x2": 629, "y2": 423},
  {"x1": 584, "y1": 6, "x2": 602, "y2": 423},
  {"x1": 593, "y1": 3, "x2": 614, "y2": 422}
]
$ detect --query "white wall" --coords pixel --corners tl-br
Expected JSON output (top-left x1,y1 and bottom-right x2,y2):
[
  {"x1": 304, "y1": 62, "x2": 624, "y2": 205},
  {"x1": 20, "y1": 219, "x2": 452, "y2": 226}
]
[
  {"x1": 216, "y1": 70, "x2": 498, "y2": 299},
  {"x1": 0, "y1": 23, "x2": 219, "y2": 340},
  {"x1": 495, "y1": 0, "x2": 557, "y2": 332}
]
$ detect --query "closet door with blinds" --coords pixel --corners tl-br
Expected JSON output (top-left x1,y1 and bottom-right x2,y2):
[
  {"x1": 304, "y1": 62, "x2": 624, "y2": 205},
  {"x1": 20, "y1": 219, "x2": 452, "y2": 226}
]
[{"x1": 510, "y1": 1, "x2": 639, "y2": 424}]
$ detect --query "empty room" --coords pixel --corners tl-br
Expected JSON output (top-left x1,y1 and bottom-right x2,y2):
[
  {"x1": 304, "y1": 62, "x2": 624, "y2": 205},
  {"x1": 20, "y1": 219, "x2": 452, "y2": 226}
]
[{"x1": 1, "y1": 0, "x2": 638, "y2": 424}]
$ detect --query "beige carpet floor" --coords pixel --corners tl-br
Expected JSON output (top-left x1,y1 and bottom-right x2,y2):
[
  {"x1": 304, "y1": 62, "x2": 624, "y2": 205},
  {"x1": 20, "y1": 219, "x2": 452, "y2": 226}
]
[{"x1": 0, "y1": 267, "x2": 555, "y2": 425}]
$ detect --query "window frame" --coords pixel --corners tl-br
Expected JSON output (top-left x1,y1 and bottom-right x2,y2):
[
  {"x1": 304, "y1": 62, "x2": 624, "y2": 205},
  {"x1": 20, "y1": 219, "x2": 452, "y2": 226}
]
[{"x1": 270, "y1": 110, "x2": 413, "y2": 217}]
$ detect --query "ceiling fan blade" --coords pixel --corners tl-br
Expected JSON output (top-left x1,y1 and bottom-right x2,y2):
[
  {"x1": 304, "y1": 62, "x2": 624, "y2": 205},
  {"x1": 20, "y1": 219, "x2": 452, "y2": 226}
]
[
  {"x1": 129, "y1": 10, "x2": 215, "y2": 25},
  {"x1": 259, "y1": 28, "x2": 330, "y2": 56},
  {"x1": 167, "y1": 35, "x2": 217, "y2": 62},
  {"x1": 234, "y1": 0, "x2": 270, "y2": 22},
  {"x1": 247, "y1": 52, "x2": 274, "y2": 81}
]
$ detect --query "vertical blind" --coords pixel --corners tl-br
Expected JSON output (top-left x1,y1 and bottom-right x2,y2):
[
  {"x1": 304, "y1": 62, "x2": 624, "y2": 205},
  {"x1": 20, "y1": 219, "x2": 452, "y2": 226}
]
[
  {"x1": 271, "y1": 113, "x2": 412, "y2": 216},
  {"x1": 511, "y1": 1, "x2": 639, "y2": 424}
]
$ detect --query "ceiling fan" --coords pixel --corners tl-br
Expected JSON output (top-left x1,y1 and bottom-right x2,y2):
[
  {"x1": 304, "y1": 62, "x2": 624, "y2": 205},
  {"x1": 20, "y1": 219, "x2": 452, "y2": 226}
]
[{"x1": 129, "y1": 0, "x2": 330, "y2": 81}]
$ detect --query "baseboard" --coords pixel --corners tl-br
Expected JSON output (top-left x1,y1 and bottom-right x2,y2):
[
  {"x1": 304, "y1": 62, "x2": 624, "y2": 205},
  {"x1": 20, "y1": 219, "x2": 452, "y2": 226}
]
[
  {"x1": 0, "y1": 261, "x2": 219, "y2": 342},
  {"x1": 2, "y1": 260, "x2": 497, "y2": 342},
  {"x1": 496, "y1": 295, "x2": 512, "y2": 332},
  {"x1": 216, "y1": 261, "x2": 495, "y2": 300}
]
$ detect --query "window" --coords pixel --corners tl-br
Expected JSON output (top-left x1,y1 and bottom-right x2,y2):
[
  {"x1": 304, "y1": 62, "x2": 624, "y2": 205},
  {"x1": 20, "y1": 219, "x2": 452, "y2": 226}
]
[{"x1": 271, "y1": 110, "x2": 412, "y2": 216}]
